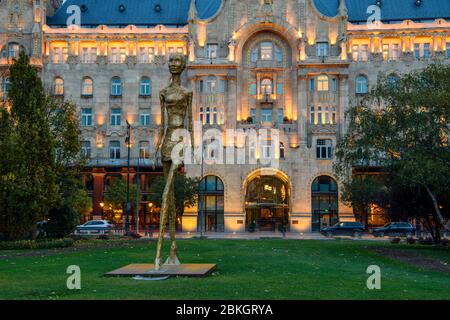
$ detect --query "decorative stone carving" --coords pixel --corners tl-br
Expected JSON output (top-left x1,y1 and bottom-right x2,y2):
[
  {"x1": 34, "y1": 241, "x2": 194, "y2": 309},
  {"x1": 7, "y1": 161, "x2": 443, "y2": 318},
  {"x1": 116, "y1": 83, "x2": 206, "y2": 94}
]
[{"x1": 8, "y1": 0, "x2": 23, "y2": 31}]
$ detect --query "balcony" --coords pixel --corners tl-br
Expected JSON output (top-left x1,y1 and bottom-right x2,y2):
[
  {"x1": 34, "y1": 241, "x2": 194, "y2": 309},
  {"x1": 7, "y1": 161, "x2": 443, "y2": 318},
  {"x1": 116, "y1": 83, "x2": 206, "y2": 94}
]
[
  {"x1": 88, "y1": 157, "x2": 162, "y2": 168},
  {"x1": 251, "y1": 60, "x2": 284, "y2": 69},
  {"x1": 308, "y1": 123, "x2": 338, "y2": 135},
  {"x1": 197, "y1": 93, "x2": 226, "y2": 107},
  {"x1": 308, "y1": 91, "x2": 338, "y2": 104}
]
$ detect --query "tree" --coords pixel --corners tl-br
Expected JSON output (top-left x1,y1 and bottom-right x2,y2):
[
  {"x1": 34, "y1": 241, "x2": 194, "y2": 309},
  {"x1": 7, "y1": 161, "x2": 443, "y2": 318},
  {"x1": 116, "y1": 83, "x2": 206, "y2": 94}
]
[
  {"x1": 334, "y1": 64, "x2": 450, "y2": 242},
  {"x1": 104, "y1": 178, "x2": 138, "y2": 217},
  {"x1": 0, "y1": 53, "x2": 85, "y2": 240},
  {"x1": 148, "y1": 172, "x2": 199, "y2": 218}
]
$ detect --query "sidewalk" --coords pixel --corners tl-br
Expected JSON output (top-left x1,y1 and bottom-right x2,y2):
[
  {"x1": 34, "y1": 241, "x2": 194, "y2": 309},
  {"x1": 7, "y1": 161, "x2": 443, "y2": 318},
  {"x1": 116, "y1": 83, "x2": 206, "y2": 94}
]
[{"x1": 140, "y1": 231, "x2": 390, "y2": 241}]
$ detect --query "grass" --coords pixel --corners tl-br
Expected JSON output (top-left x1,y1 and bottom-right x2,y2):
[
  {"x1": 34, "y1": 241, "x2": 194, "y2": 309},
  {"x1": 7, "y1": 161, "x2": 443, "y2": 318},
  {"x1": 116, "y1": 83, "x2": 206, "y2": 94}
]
[{"x1": 0, "y1": 239, "x2": 449, "y2": 300}]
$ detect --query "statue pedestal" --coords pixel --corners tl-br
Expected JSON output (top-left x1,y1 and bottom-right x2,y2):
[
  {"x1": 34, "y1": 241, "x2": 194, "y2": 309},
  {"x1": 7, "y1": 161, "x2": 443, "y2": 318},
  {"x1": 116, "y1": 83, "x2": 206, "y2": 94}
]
[{"x1": 105, "y1": 264, "x2": 216, "y2": 277}]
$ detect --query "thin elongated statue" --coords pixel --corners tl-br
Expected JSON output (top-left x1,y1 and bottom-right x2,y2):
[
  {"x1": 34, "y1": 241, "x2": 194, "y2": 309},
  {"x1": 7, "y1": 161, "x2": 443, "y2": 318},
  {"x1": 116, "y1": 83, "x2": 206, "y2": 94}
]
[{"x1": 153, "y1": 53, "x2": 193, "y2": 271}]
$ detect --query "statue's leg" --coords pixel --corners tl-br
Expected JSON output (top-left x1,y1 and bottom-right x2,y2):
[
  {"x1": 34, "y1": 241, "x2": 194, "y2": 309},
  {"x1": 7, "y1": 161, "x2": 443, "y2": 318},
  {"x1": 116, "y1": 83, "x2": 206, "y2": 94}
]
[
  {"x1": 154, "y1": 161, "x2": 171, "y2": 271},
  {"x1": 166, "y1": 176, "x2": 180, "y2": 265}
]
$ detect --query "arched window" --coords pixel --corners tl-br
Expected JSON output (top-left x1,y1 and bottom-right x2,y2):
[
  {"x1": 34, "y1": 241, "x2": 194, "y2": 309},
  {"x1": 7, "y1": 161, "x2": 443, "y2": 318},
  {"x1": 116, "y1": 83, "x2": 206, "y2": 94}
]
[
  {"x1": 2, "y1": 77, "x2": 10, "y2": 95},
  {"x1": 53, "y1": 77, "x2": 64, "y2": 96},
  {"x1": 1, "y1": 42, "x2": 23, "y2": 59},
  {"x1": 387, "y1": 74, "x2": 398, "y2": 87},
  {"x1": 317, "y1": 75, "x2": 329, "y2": 92},
  {"x1": 261, "y1": 78, "x2": 273, "y2": 95},
  {"x1": 280, "y1": 142, "x2": 285, "y2": 159},
  {"x1": 311, "y1": 176, "x2": 338, "y2": 232},
  {"x1": 139, "y1": 77, "x2": 151, "y2": 96},
  {"x1": 111, "y1": 77, "x2": 122, "y2": 96},
  {"x1": 356, "y1": 75, "x2": 368, "y2": 94},
  {"x1": 81, "y1": 77, "x2": 93, "y2": 96},
  {"x1": 199, "y1": 175, "x2": 224, "y2": 232},
  {"x1": 251, "y1": 41, "x2": 283, "y2": 62}
]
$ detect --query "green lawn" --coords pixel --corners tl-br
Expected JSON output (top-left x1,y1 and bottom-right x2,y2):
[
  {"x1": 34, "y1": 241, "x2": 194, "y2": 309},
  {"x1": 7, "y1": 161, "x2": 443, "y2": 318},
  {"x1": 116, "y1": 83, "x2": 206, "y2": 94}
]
[{"x1": 0, "y1": 239, "x2": 449, "y2": 300}]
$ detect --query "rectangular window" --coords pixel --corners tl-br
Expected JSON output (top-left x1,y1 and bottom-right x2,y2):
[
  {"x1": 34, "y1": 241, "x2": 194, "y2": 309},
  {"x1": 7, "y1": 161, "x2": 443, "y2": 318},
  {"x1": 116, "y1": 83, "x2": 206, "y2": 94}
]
[
  {"x1": 110, "y1": 108, "x2": 121, "y2": 126},
  {"x1": 52, "y1": 47, "x2": 68, "y2": 63},
  {"x1": 139, "y1": 113, "x2": 151, "y2": 126},
  {"x1": 8, "y1": 43, "x2": 19, "y2": 59},
  {"x1": 310, "y1": 106, "x2": 315, "y2": 124},
  {"x1": 220, "y1": 80, "x2": 226, "y2": 93},
  {"x1": 198, "y1": 80, "x2": 204, "y2": 93},
  {"x1": 316, "y1": 139, "x2": 332, "y2": 159},
  {"x1": 206, "y1": 80, "x2": 217, "y2": 93},
  {"x1": 332, "y1": 78, "x2": 337, "y2": 92},
  {"x1": 316, "y1": 42, "x2": 328, "y2": 57},
  {"x1": 110, "y1": 141, "x2": 121, "y2": 159},
  {"x1": 110, "y1": 47, "x2": 126, "y2": 63},
  {"x1": 309, "y1": 78, "x2": 315, "y2": 92},
  {"x1": 261, "y1": 109, "x2": 272, "y2": 123},
  {"x1": 250, "y1": 83, "x2": 257, "y2": 95},
  {"x1": 81, "y1": 141, "x2": 91, "y2": 159},
  {"x1": 81, "y1": 108, "x2": 92, "y2": 126},
  {"x1": 360, "y1": 44, "x2": 369, "y2": 61},
  {"x1": 423, "y1": 43, "x2": 430, "y2": 59},
  {"x1": 352, "y1": 45, "x2": 359, "y2": 61},
  {"x1": 277, "y1": 83, "x2": 284, "y2": 95},
  {"x1": 81, "y1": 47, "x2": 97, "y2": 63},
  {"x1": 331, "y1": 107, "x2": 336, "y2": 124},
  {"x1": 382, "y1": 44, "x2": 389, "y2": 61},
  {"x1": 250, "y1": 108, "x2": 257, "y2": 122},
  {"x1": 260, "y1": 42, "x2": 273, "y2": 60},
  {"x1": 206, "y1": 44, "x2": 218, "y2": 59},
  {"x1": 139, "y1": 141, "x2": 150, "y2": 159},
  {"x1": 317, "y1": 106, "x2": 323, "y2": 125},
  {"x1": 325, "y1": 107, "x2": 330, "y2": 124},
  {"x1": 277, "y1": 108, "x2": 284, "y2": 124},
  {"x1": 414, "y1": 43, "x2": 421, "y2": 59},
  {"x1": 138, "y1": 47, "x2": 155, "y2": 63}
]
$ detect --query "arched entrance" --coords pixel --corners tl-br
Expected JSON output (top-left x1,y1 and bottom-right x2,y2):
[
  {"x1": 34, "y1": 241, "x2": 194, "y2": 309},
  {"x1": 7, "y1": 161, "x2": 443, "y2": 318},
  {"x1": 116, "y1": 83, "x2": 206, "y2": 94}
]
[
  {"x1": 245, "y1": 174, "x2": 290, "y2": 232},
  {"x1": 311, "y1": 176, "x2": 339, "y2": 232},
  {"x1": 199, "y1": 175, "x2": 225, "y2": 232}
]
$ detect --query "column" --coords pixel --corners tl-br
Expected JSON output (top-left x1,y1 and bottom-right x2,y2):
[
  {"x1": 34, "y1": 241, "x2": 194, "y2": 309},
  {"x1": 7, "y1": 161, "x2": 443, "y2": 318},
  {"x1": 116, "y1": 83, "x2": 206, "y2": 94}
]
[
  {"x1": 92, "y1": 169, "x2": 106, "y2": 218},
  {"x1": 298, "y1": 75, "x2": 308, "y2": 146}
]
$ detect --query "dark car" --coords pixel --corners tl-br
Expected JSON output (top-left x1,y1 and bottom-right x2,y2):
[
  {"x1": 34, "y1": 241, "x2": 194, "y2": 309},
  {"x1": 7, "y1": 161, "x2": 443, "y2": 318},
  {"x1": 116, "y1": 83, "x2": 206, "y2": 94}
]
[
  {"x1": 321, "y1": 222, "x2": 365, "y2": 238},
  {"x1": 372, "y1": 222, "x2": 415, "y2": 238}
]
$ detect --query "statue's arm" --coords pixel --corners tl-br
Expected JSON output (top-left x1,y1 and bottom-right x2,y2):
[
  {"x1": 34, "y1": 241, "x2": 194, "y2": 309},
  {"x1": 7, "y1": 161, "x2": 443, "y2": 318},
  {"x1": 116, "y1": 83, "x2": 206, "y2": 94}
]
[{"x1": 154, "y1": 92, "x2": 166, "y2": 166}]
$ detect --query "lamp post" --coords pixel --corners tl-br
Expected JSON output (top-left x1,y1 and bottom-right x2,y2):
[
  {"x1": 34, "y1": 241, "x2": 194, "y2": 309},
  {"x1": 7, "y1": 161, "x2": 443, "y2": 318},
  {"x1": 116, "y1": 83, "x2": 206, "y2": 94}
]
[{"x1": 125, "y1": 120, "x2": 131, "y2": 233}]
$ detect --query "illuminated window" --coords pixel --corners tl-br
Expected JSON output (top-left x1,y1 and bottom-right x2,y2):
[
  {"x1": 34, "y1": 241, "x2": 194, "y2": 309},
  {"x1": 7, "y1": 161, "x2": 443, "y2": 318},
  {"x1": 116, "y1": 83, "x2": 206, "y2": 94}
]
[
  {"x1": 382, "y1": 43, "x2": 400, "y2": 61},
  {"x1": 139, "y1": 141, "x2": 150, "y2": 159},
  {"x1": 53, "y1": 77, "x2": 64, "y2": 96},
  {"x1": 199, "y1": 176, "x2": 224, "y2": 232},
  {"x1": 81, "y1": 77, "x2": 93, "y2": 96},
  {"x1": 356, "y1": 75, "x2": 368, "y2": 94},
  {"x1": 317, "y1": 75, "x2": 329, "y2": 92},
  {"x1": 110, "y1": 47, "x2": 126, "y2": 64},
  {"x1": 261, "y1": 78, "x2": 273, "y2": 95},
  {"x1": 52, "y1": 46, "x2": 68, "y2": 63},
  {"x1": 81, "y1": 47, "x2": 97, "y2": 63},
  {"x1": 138, "y1": 47, "x2": 155, "y2": 63}
]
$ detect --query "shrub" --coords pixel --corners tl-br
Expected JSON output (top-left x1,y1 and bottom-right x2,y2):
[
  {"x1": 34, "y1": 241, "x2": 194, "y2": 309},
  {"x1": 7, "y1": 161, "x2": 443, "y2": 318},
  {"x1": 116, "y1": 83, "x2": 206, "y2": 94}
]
[
  {"x1": 406, "y1": 237, "x2": 416, "y2": 245},
  {"x1": 440, "y1": 238, "x2": 449, "y2": 246},
  {"x1": 46, "y1": 205, "x2": 81, "y2": 238},
  {"x1": 0, "y1": 238, "x2": 74, "y2": 250},
  {"x1": 419, "y1": 237, "x2": 434, "y2": 245},
  {"x1": 390, "y1": 237, "x2": 401, "y2": 244},
  {"x1": 124, "y1": 232, "x2": 142, "y2": 239}
]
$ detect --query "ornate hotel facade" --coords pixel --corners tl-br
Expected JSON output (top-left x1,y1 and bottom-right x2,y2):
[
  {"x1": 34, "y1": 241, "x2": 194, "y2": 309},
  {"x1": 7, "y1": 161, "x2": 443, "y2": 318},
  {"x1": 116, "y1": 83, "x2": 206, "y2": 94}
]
[{"x1": 1, "y1": 0, "x2": 449, "y2": 233}]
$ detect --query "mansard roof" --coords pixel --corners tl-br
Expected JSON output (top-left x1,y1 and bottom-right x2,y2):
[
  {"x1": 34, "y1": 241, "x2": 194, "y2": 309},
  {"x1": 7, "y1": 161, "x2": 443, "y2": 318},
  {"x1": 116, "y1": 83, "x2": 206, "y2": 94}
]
[
  {"x1": 46, "y1": 0, "x2": 223, "y2": 27},
  {"x1": 314, "y1": 0, "x2": 450, "y2": 23},
  {"x1": 46, "y1": 0, "x2": 450, "y2": 27}
]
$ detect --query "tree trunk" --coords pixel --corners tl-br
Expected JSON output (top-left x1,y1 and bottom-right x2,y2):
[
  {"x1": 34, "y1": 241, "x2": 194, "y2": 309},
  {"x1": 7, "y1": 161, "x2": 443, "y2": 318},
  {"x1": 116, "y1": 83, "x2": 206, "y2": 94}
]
[{"x1": 424, "y1": 185, "x2": 448, "y2": 232}]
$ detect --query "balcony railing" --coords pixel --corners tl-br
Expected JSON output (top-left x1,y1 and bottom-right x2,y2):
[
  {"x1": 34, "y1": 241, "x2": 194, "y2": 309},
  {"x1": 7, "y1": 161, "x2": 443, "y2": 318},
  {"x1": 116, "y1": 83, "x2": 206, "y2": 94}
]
[
  {"x1": 197, "y1": 93, "x2": 226, "y2": 107},
  {"x1": 308, "y1": 91, "x2": 338, "y2": 104}
]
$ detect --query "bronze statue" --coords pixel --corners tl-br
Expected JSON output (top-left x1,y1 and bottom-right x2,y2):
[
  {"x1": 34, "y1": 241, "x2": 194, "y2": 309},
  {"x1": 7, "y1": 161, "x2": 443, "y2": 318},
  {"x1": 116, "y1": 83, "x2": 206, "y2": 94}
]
[{"x1": 153, "y1": 53, "x2": 193, "y2": 271}]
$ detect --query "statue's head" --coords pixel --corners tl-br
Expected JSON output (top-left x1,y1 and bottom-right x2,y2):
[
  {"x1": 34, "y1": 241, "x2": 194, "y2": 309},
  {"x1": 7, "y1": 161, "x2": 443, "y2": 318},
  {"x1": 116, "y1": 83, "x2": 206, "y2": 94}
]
[{"x1": 168, "y1": 53, "x2": 186, "y2": 75}]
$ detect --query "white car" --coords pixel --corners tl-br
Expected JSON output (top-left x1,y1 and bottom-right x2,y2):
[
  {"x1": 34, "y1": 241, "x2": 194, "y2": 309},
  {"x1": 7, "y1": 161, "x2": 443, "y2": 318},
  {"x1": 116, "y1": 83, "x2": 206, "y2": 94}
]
[{"x1": 75, "y1": 220, "x2": 114, "y2": 234}]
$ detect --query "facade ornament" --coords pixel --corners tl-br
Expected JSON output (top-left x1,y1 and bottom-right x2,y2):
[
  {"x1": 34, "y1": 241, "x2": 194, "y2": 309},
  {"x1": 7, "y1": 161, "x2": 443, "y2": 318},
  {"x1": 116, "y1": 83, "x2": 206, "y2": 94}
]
[{"x1": 8, "y1": 0, "x2": 23, "y2": 31}]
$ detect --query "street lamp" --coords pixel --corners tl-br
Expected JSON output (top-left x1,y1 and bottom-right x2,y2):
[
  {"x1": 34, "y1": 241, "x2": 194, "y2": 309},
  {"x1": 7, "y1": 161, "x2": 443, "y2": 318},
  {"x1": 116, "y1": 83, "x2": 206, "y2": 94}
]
[{"x1": 125, "y1": 120, "x2": 131, "y2": 233}]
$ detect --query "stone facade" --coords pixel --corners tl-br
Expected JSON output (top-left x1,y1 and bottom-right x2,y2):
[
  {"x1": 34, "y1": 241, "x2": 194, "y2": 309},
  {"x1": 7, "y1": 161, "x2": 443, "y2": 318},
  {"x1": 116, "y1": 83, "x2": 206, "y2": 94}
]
[{"x1": 1, "y1": 0, "x2": 449, "y2": 233}]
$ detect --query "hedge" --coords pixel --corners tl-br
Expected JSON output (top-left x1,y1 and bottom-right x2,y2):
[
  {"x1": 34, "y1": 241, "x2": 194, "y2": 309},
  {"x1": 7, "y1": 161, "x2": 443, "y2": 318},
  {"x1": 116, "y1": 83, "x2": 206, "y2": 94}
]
[{"x1": 0, "y1": 238, "x2": 74, "y2": 250}]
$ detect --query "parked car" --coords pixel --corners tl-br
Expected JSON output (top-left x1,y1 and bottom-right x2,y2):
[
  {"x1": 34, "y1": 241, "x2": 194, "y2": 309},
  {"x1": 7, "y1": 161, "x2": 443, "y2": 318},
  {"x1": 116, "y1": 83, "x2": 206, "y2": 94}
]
[
  {"x1": 321, "y1": 222, "x2": 365, "y2": 238},
  {"x1": 371, "y1": 222, "x2": 415, "y2": 238},
  {"x1": 75, "y1": 220, "x2": 114, "y2": 235}
]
